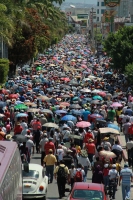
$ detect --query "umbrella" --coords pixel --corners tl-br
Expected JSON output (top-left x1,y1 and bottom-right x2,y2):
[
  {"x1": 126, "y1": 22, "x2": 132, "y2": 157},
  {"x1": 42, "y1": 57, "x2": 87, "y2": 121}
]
[
  {"x1": 98, "y1": 91, "x2": 106, "y2": 97},
  {"x1": 14, "y1": 104, "x2": 28, "y2": 110},
  {"x1": 99, "y1": 150, "x2": 116, "y2": 158},
  {"x1": 99, "y1": 128, "x2": 120, "y2": 135},
  {"x1": 92, "y1": 95, "x2": 103, "y2": 101},
  {"x1": 27, "y1": 108, "x2": 40, "y2": 113},
  {"x1": 16, "y1": 113, "x2": 28, "y2": 118},
  {"x1": 70, "y1": 104, "x2": 81, "y2": 109},
  {"x1": 36, "y1": 66, "x2": 42, "y2": 71},
  {"x1": 91, "y1": 89, "x2": 101, "y2": 94},
  {"x1": 61, "y1": 78, "x2": 70, "y2": 82},
  {"x1": 107, "y1": 123, "x2": 120, "y2": 131},
  {"x1": 69, "y1": 80, "x2": 79, "y2": 86},
  {"x1": 90, "y1": 114, "x2": 103, "y2": 119},
  {"x1": 111, "y1": 102, "x2": 122, "y2": 108},
  {"x1": 12, "y1": 135, "x2": 27, "y2": 143},
  {"x1": 76, "y1": 121, "x2": 91, "y2": 128},
  {"x1": 43, "y1": 122, "x2": 59, "y2": 129},
  {"x1": 0, "y1": 102, "x2": 6, "y2": 107},
  {"x1": 61, "y1": 94, "x2": 70, "y2": 98},
  {"x1": 60, "y1": 102, "x2": 70, "y2": 107},
  {"x1": 37, "y1": 96, "x2": 50, "y2": 101},
  {"x1": 40, "y1": 109, "x2": 53, "y2": 114},
  {"x1": 9, "y1": 94, "x2": 19, "y2": 99},
  {"x1": 55, "y1": 110, "x2": 67, "y2": 114},
  {"x1": 72, "y1": 97, "x2": 79, "y2": 101},
  {"x1": 91, "y1": 100, "x2": 101, "y2": 104},
  {"x1": 24, "y1": 102, "x2": 36, "y2": 107},
  {"x1": 61, "y1": 115, "x2": 76, "y2": 121},
  {"x1": 105, "y1": 71, "x2": 113, "y2": 75},
  {"x1": 80, "y1": 88, "x2": 91, "y2": 93}
]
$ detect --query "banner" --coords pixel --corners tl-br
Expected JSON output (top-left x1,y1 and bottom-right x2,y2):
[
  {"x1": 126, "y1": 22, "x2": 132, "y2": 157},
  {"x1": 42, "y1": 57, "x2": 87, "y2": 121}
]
[{"x1": 104, "y1": 0, "x2": 121, "y2": 7}]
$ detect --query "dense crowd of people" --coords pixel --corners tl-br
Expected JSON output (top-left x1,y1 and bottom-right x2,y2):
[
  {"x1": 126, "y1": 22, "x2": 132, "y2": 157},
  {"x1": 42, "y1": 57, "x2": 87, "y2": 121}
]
[{"x1": 0, "y1": 34, "x2": 133, "y2": 200}]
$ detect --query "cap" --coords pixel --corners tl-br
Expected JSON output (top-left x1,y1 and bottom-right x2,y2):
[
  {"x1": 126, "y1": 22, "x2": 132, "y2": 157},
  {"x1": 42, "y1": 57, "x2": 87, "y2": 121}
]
[
  {"x1": 124, "y1": 162, "x2": 129, "y2": 167},
  {"x1": 112, "y1": 164, "x2": 116, "y2": 168},
  {"x1": 41, "y1": 114, "x2": 44, "y2": 117},
  {"x1": 104, "y1": 164, "x2": 109, "y2": 168},
  {"x1": 49, "y1": 137, "x2": 53, "y2": 141}
]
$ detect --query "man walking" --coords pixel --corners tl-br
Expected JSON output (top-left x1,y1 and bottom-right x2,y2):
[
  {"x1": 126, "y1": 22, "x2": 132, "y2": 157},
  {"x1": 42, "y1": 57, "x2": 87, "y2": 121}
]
[
  {"x1": 119, "y1": 163, "x2": 133, "y2": 200},
  {"x1": 54, "y1": 160, "x2": 70, "y2": 199},
  {"x1": 126, "y1": 138, "x2": 133, "y2": 168},
  {"x1": 39, "y1": 132, "x2": 48, "y2": 165},
  {"x1": 43, "y1": 149, "x2": 57, "y2": 183},
  {"x1": 123, "y1": 119, "x2": 131, "y2": 143}
]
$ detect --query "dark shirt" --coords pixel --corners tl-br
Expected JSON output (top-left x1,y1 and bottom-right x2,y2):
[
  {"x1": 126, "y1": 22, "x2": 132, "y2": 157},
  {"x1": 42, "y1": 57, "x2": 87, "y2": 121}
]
[{"x1": 63, "y1": 154, "x2": 74, "y2": 169}]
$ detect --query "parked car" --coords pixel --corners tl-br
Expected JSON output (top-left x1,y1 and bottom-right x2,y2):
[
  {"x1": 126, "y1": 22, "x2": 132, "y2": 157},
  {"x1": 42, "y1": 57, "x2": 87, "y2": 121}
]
[
  {"x1": 22, "y1": 163, "x2": 48, "y2": 199},
  {"x1": 68, "y1": 182, "x2": 107, "y2": 200}
]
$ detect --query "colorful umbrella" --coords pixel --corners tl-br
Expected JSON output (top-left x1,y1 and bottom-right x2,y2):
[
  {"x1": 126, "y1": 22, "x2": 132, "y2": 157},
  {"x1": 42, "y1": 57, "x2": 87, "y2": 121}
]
[
  {"x1": 90, "y1": 114, "x2": 103, "y2": 119},
  {"x1": 61, "y1": 115, "x2": 76, "y2": 121},
  {"x1": 107, "y1": 123, "x2": 120, "y2": 131},
  {"x1": 98, "y1": 91, "x2": 106, "y2": 97},
  {"x1": 55, "y1": 110, "x2": 67, "y2": 114},
  {"x1": 111, "y1": 102, "x2": 122, "y2": 108},
  {"x1": 92, "y1": 95, "x2": 103, "y2": 100},
  {"x1": 16, "y1": 113, "x2": 28, "y2": 118},
  {"x1": 76, "y1": 121, "x2": 91, "y2": 128},
  {"x1": 60, "y1": 102, "x2": 70, "y2": 107},
  {"x1": 61, "y1": 77, "x2": 70, "y2": 82},
  {"x1": 14, "y1": 104, "x2": 28, "y2": 110},
  {"x1": 9, "y1": 94, "x2": 19, "y2": 99}
]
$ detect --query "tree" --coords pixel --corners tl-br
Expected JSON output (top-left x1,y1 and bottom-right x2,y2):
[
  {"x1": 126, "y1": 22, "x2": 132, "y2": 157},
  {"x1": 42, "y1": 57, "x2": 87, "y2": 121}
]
[
  {"x1": 103, "y1": 26, "x2": 133, "y2": 72},
  {"x1": 0, "y1": 59, "x2": 9, "y2": 84},
  {"x1": 125, "y1": 63, "x2": 133, "y2": 85}
]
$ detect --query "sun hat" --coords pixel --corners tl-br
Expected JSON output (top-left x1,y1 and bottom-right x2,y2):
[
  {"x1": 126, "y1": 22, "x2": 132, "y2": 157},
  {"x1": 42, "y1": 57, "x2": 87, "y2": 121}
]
[
  {"x1": 103, "y1": 137, "x2": 109, "y2": 141},
  {"x1": 5, "y1": 134, "x2": 12, "y2": 140},
  {"x1": 80, "y1": 149, "x2": 88, "y2": 158}
]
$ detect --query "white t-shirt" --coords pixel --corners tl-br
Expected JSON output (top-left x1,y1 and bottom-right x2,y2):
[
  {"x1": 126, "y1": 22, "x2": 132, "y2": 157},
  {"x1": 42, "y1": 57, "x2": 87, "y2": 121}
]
[
  {"x1": 39, "y1": 138, "x2": 49, "y2": 152},
  {"x1": 108, "y1": 169, "x2": 119, "y2": 180},
  {"x1": 57, "y1": 149, "x2": 64, "y2": 161},
  {"x1": 62, "y1": 130, "x2": 70, "y2": 139},
  {"x1": 126, "y1": 141, "x2": 133, "y2": 150},
  {"x1": 26, "y1": 139, "x2": 35, "y2": 150}
]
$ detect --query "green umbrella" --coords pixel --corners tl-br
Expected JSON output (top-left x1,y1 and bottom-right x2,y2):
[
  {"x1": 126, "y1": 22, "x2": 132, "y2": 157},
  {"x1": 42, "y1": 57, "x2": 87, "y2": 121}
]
[
  {"x1": 32, "y1": 79, "x2": 42, "y2": 83},
  {"x1": 92, "y1": 95, "x2": 103, "y2": 100},
  {"x1": 36, "y1": 66, "x2": 42, "y2": 71},
  {"x1": 14, "y1": 104, "x2": 28, "y2": 110}
]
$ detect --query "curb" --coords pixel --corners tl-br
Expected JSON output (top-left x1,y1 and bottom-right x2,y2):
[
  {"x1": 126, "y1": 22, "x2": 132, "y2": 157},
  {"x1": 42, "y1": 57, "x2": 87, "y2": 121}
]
[{"x1": 117, "y1": 136, "x2": 128, "y2": 161}]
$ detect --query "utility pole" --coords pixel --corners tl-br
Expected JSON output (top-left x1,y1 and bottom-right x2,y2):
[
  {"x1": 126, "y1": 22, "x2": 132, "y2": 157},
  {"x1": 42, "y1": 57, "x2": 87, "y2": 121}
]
[{"x1": 91, "y1": 7, "x2": 94, "y2": 44}]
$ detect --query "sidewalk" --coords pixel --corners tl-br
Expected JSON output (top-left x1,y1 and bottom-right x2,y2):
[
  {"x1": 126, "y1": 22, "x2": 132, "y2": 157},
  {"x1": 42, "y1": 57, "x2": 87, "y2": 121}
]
[{"x1": 118, "y1": 134, "x2": 133, "y2": 199}]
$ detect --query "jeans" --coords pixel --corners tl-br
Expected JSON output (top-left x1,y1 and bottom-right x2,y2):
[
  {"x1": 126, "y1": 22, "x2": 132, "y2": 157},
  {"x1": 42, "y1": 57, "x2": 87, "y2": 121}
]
[
  {"x1": 122, "y1": 184, "x2": 131, "y2": 200},
  {"x1": 46, "y1": 165, "x2": 54, "y2": 183},
  {"x1": 83, "y1": 166, "x2": 88, "y2": 182},
  {"x1": 125, "y1": 134, "x2": 129, "y2": 143},
  {"x1": 88, "y1": 153, "x2": 94, "y2": 164},
  {"x1": 103, "y1": 176, "x2": 109, "y2": 187}
]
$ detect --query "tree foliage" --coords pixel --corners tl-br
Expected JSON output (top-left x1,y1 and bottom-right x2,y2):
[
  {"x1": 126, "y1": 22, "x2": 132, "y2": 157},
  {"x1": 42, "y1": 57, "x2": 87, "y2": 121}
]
[
  {"x1": 125, "y1": 63, "x2": 133, "y2": 84},
  {"x1": 0, "y1": 0, "x2": 68, "y2": 66},
  {"x1": 103, "y1": 26, "x2": 133, "y2": 72},
  {"x1": 0, "y1": 59, "x2": 9, "y2": 84}
]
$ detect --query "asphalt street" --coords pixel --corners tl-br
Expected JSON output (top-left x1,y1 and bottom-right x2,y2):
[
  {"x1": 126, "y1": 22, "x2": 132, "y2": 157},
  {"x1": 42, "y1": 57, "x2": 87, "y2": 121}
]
[{"x1": 31, "y1": 153, "x2": 123, "y2": 200}]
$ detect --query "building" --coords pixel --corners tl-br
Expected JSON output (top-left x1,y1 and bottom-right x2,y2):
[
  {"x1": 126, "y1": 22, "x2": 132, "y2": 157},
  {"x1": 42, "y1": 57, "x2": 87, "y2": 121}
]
[
  {"x1": 97, "y1": 0, "x2": 106, "y2": 22},
  {"x1": 116, "y1": 0, "x2": 129, "y2": 17}
]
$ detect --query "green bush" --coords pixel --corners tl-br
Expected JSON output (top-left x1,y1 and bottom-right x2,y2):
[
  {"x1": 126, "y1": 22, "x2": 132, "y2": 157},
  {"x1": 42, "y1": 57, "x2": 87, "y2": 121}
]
[{"x1": 0, "y1": 59, "x2": 9, "y2": 84}]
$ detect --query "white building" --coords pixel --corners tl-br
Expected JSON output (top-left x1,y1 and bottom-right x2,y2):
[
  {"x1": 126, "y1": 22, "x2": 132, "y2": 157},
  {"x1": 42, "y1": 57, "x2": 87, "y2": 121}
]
[{"x1": 97, "y1": 0, "x2": 106, "y2": 22}]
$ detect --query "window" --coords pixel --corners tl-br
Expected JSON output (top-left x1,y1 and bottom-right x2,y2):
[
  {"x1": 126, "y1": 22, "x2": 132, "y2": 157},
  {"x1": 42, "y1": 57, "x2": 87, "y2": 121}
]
[
  {"x1": 97, "y1": 2, "x2": 99, "y2": 6},
  {"x1": 101, "y1": 9, "x2": 105, "y2": 14},
  {"x1": 101, "y1": 2, "x2": 105, "y2": 6},
  {"x1": 97, "y1": 17, "x2": 99, "y2": 21},
  {"x1": 97, "y1": 9, "x2": 99, "y2": 14}
]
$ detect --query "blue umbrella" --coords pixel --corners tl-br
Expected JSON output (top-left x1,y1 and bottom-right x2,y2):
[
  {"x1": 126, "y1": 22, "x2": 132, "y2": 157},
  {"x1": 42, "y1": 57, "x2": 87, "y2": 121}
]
[
  {"x1": 72, "y1": 97, "x2": 79, "y2": 101},
  {"x1": 105, "y1": 71, "x2": 113, "y2": 75},
  {"x1": 16, "y1": 113, "x2": 28, "y2": 118},
  {"x1": 61, "y1": 115, "x2": 76, "y2": 121},
  {"x1": 92, "y1": 96, "x2": 103, "y2": 101},
  {"x1": 107, "y1": 123, "x2": 120, "y2": 131},
  {"x1": 82, "y1": 110, "x2": 91, "y2": 121},
  {"x1": 55, "y1": 110, "x2": 67, "y2": 114}
]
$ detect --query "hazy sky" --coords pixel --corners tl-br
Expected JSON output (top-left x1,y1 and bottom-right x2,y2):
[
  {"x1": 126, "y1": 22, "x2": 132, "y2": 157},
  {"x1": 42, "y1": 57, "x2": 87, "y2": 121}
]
[{"x1": 64, "y1": 0, "x2": 97, "y2": 4}]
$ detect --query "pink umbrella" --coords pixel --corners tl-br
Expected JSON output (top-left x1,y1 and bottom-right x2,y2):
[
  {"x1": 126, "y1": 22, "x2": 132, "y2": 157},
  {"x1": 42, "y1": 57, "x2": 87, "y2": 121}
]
[
  {"x1": 81, "y1": 64, "x2": 87, "y2": 69},
  {"x1": 61, "y1": 78, "x2": 70, "y2": 82},
  {"x1": 98, "y1": 91, "x2": 106, "y2": 97},
  {"x1": 53, "y1": 57, "x2": 57, "y2": 60},
  {"x1": 60, "y1": 102, "x2": 70, "y2": 107},
  {"x1": 76, "y1": 121, "x2": 91, "y2": 128},
  {"x1": 111, "y1": 102, "x2": 123, "y2": 107}
]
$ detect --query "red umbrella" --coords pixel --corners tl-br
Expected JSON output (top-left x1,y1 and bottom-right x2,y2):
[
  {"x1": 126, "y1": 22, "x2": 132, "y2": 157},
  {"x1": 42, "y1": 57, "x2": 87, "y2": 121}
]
[
  {"x1": 0, "y1": 89, "x2": 8, "y2": 95},
  {"x1": 61, "y1": 78, "x2": 70, "y2": 82},
  {"x1": 9, "y1": 94, "x2": 19, "y2": 99},
  {"x1": 76, "y1": 121, "x2": 91, "y2": 128}
]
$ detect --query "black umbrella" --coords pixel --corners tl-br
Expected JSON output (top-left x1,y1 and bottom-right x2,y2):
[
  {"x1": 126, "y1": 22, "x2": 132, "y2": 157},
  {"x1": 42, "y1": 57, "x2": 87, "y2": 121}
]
[{"x1": 12, "y1": 135, "x2": 27, "y2": 143}]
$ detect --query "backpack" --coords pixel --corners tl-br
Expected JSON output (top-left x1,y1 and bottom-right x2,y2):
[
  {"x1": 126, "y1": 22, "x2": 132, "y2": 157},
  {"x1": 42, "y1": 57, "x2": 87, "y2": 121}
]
[
  {"x1": 6, "y1": 124, "x2": 11, "y2": 132},
  {"x1": 74, "y1": 170, "x2": 82, "y2": 182},
  {"x1": 57, "y1": 166, "x2": 66, "y2": 179},
  {"x1": 128, "y1": 125, "x2": 133, "y2": 134}
]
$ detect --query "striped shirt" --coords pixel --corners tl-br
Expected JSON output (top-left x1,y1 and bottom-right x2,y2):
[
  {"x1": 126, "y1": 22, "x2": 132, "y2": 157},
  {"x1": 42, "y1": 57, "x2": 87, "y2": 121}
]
[{"x1": 120, "y1": 168, "x2": 133, "y2": 185}]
